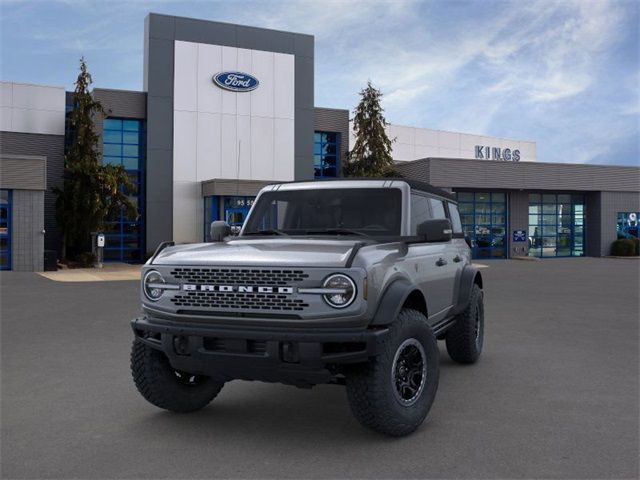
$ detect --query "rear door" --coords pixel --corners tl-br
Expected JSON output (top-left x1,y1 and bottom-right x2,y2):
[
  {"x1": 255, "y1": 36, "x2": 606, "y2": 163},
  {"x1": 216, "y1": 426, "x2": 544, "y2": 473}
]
[{"x1": 408, "y1": 194, "x2": 458, "y2": 321}]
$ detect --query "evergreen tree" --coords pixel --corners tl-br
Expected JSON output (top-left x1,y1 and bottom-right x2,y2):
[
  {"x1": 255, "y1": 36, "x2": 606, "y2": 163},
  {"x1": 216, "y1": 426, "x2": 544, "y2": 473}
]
[
  {"x1": 55, "y1": 58, "x2": 136, "y2": 261},
  {"x1": 343, "y1": 81, "x2": 396, "y2": 177}
]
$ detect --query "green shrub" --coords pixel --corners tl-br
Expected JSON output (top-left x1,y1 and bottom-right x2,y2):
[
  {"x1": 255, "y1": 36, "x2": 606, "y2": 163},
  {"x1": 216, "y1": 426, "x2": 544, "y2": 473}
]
[
  {"x1": 611, "y1": 239, "x2": 636, "y2": 256},
  {"x1": 631, "y1": 237, "x2": 640, "y2": 256}
]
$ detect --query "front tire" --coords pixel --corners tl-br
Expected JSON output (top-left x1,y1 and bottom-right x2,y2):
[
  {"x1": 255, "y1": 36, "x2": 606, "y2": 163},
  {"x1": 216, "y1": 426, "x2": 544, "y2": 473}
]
[
  {"x1": 131, "y1": 340, "x2": 224, "y2": 413},
  {"x1": 345, "y1": 309, "x2": 439, "y2": 437},
  {"x1": 445, "y1": 283, "x2": 484, "y2": 363}
]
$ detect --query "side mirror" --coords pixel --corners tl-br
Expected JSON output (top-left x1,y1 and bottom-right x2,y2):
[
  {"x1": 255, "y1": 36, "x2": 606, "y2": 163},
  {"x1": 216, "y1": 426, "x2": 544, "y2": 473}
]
[
  {"x1": 417, "y1": 219, "x2": 453, "y2": 243},
  {"x1": 210, "y1": 221, "x2": 231, "y2": 242}
]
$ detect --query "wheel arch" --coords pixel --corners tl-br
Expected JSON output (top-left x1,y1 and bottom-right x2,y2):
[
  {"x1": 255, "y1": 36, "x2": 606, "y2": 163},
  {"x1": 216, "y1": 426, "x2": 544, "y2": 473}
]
[
  {"x1": 453, "y1": 265, "x2": 483, "y2": 315},
  {"x1": 370, "y1": 279, "x2": 428, "y2": 326}
]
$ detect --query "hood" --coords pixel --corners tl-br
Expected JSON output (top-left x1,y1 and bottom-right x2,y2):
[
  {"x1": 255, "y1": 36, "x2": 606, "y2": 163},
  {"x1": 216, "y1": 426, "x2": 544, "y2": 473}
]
[{"x1": 151, "y1": 238, "x2": 364, "y2": 268}]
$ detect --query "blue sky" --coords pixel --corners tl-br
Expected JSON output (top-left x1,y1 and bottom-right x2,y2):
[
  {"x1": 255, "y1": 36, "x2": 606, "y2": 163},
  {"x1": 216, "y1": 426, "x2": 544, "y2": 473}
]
[{"x1": 1, "y1": 0, "x2": 638, "y2": 166}]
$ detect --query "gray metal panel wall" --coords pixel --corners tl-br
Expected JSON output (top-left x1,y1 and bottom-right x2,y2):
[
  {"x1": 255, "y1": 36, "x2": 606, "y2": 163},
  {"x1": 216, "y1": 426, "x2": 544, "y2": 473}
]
[
  {"x1": 597, "y1": 191, "x2": 640, "y2": 256},
  {"x1": 144, "y1": 13, "x2": 315, "y2": 251},
  {"x1": 94, "y1": 89, "x2": 147, "y2": 118},
  {"x1": 11, "y1": 190, "x2": 44, "y2": 271},
  {"x1": 396, "y1": 158, "x2": 640, "y2": 192},
  {"x1": 0, "y1": 155, "x2": 46, "y2": 190},
  {"x1": 585, "y1": 192, "x2": 602, "y2": 257},
  {"x1": 314, "y1": 107, "x2": 349, "y2": 175},
  {"x1": 0, "y1": 132, "x2": 63, "y2": 253},
  {"x1": 201, "y1": 179, "x2": 272, "y2": 197},
  {"x1": 395, "y1": 159, "x2": 431, "y2": 184},
  {"x1": 508, "y1": 191, "x2": 529, "y2": 257},
  {"x1": 93, "y1": 89, "x2": 147, "y2": 158}
]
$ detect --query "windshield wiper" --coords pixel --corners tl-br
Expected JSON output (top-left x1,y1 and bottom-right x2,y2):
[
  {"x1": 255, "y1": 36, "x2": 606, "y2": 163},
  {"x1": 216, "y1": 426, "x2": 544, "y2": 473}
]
[
  {"x1": 305, "y1": 228, "x2": 370, "y2": 237},
  {"x1": 242, "y1": 229, "x2": 288, "y2": 236}
]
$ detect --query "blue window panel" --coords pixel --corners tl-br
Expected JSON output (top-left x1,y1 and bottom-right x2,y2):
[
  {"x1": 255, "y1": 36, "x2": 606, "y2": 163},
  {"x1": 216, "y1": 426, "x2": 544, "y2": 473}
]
[
  {"x1": 103, "y1": 144, "x2": 122, "y2": 157},
  {"x1": 456, "y1": 191, "x2": 508, "y2": 260},
  {"x1": 123, "y1": 120, "x2": 140, "y2": 131},
  {"x1": 314, "y1": 131, "x2": 340, "y2": 179},
  {"x1": 528, "y1": 193, "x2": 586, "y2": 257},
  {"x1": 203, "y1": 196, "x2": 220, "y2": 242},
  {"x1": 103, "y1": 130, "x2": 122, "y2": 143},
  {"x1": 104, "y1": 118, "x2": 123, "y2": 130},
  {"x1": 122, "y1": 144, "x2": 139, "y2": 158},
  {"x1": 0, "y1": 189, "x2": 11, "y2": 270},
  {"x1": 101, "y1": 117, "x2": 146, "y2": 262},
  {"x1": 122, "y1": 131, "x2": 139, "y2": 145}
]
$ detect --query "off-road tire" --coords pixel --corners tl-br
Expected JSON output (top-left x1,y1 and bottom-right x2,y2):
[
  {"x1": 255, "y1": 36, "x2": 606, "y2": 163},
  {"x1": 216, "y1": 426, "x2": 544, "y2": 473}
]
[
  {"x1": 445, "y1": 283, "x2": 484, "y2": 364},
  {"x1": 131, "y1": 340, "x2": 224, "y2": 413},
  {"x1": 345, "y1": 309, "x2": 439, "y2": 437}
]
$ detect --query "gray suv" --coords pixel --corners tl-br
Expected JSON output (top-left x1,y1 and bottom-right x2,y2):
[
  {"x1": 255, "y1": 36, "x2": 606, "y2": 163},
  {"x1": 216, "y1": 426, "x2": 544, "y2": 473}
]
[{"x1": 131, "y1": 179, "x2": 484, "y2": 436}]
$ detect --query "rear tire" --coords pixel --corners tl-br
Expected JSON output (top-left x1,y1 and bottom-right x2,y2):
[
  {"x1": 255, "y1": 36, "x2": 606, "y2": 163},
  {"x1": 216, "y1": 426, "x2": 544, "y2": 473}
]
[
  {"x1": 131, "y1": 340, "x2": 224, "y2": 413},
  {"x1": 445, "y1": 283, "x2": 484, "y2": 363},
  {"x1": 345, "y1": 309, "x2": 439, "y2": 437}
]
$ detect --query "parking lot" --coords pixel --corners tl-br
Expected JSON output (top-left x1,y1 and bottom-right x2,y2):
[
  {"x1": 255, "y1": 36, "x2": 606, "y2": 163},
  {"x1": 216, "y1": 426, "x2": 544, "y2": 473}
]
[{"x1": 1, "y1": 258, "x2": 638, "y2": 479}]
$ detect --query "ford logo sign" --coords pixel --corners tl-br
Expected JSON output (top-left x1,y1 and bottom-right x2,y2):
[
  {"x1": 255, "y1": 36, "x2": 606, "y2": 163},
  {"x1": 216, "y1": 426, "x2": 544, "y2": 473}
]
[{"x1": 212, "y1": 72, "x2": 259, "y2": 92}]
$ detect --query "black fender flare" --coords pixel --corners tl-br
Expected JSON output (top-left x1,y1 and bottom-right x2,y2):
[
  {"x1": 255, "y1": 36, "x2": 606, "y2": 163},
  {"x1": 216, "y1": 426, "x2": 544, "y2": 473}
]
[
  {"x1": 453, "y1": 265, "x2": 483, "y2": 315},
  {"x1": 370, "y1": 278, "x2": 422, "y2": 326}
]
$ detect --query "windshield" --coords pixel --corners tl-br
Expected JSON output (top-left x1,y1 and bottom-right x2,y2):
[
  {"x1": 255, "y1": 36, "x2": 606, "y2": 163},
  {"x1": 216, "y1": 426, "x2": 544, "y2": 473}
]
[{"x1": 242, "y1": 188, "x2": 402, "y2": 237}]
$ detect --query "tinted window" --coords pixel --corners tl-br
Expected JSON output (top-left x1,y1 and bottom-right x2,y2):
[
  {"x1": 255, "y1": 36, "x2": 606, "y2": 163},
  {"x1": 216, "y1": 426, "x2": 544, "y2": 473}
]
[
  {"x1": 429, "y1": 198, "x2": 447, "y2": 219},
  {"x1": 448, "y1": 203, "x2": 463, "y2": 233},
  {"x1": 410, "y1": 194, "x2": 431, "y2": 234},
  {"x1": 243, "y1": 188, "x2": 402, "y2": 237}
]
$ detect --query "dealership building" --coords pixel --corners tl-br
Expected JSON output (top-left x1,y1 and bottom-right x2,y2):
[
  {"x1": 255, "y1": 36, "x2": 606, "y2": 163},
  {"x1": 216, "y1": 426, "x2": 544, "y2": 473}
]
[{"x1": 1, "y1": 13, "x2": 639, "y2": 271}]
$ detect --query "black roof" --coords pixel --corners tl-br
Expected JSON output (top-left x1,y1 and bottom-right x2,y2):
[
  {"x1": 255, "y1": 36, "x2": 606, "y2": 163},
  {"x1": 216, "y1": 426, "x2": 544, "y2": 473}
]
[
  {"x1": 396, "y1": 178, "x2": 456, "y2": 201},
  {"x1": 308, "y1": 177, "x2": 456, "y2": 202}
]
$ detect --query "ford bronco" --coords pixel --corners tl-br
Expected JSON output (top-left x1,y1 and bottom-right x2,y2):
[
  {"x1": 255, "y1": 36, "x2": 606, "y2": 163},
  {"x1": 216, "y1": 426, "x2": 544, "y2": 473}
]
[{"x1": 130, "y1": 179, "x2": 484, "y2": 436}]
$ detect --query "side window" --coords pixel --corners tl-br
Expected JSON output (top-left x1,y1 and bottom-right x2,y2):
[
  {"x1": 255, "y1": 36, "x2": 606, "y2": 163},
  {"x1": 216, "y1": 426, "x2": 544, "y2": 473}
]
[
  {"x1": 428, "y1": 198, "x2": 447, "y2": 219},
  {"x1": 448, "y1": 202, "x2": 463, "y2": 234},
  {"x1": 410, "y1": 194, "x2": 431, "y2": 234}
]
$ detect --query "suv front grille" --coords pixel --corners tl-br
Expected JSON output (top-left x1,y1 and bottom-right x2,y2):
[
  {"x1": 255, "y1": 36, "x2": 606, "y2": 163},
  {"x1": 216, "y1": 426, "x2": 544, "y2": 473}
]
[
  {"x1": 170, "y1": 292, "x2": 309, "y2": 311},
  {"x1": 169, "y1": 268, "x2": 308, "y2": 285}
]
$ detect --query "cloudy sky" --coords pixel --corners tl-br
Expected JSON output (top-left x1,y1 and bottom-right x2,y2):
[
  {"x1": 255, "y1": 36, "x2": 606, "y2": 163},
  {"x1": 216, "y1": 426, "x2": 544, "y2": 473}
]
[{"x1": 1, "y1": 0, "x2": 638, "y2": 166}]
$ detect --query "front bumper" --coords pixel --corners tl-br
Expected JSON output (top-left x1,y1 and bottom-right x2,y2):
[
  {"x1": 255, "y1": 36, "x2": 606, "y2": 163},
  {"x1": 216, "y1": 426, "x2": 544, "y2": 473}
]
[{"x1": 131, "y1": 316, "x2": 388, "y2": 386}]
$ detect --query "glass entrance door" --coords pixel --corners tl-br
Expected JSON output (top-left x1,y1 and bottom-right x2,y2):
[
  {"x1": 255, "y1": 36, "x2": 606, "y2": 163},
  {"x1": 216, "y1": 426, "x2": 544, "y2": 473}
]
[
  {"x1": 224, "y1": 197, "x2": 255, "y2": 235},
  {"x1": 457, "y1": 192, "x2": 507, "y2": 259},
  {"x1": 528, "y1": 193, "x2": 585, "y2": 257},
  {"x1": 0, "y1": 190, "x2": 11, "y2": 270}
]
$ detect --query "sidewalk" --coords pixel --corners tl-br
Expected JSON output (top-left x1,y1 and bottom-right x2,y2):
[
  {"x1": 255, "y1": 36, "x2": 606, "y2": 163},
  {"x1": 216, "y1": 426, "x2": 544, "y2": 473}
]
[{"x1": 37, "y1": 263, "x2": 142, "y2": 282}]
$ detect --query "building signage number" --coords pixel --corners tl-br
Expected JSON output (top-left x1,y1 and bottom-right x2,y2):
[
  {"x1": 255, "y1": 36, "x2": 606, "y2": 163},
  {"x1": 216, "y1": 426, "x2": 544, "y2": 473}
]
[
  {"x1": 475, "y1": 145, "x2": 520, "y2": 162},
  {"x1": 513, "y1": 230, "x2": 527, "y2": 242},
  {"x1": 212, "y1": 72, "x2": 259, "y2": 92}
]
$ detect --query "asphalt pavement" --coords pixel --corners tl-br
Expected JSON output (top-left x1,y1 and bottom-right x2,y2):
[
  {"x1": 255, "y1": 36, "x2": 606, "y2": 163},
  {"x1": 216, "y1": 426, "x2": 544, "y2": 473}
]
[{"x1": 1, "y1": 258, "x2": 638, "y2": 479}]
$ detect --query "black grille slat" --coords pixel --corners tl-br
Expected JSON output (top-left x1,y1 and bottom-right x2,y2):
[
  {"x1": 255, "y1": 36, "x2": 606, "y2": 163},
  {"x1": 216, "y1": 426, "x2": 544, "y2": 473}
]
[
  {"x1": 171, "y1": 292, "x2": 309, "y2": 311},
  {"x1": 168, "y1": 268, "x2": 311, "y2": 312},
  {"x1": 170, "y1": 268, "x2": 308, "y2": 285}
]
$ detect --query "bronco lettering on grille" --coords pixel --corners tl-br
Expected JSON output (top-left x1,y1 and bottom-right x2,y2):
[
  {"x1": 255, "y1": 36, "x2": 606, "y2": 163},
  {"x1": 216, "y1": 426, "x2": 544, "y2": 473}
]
[{"x1": 182, "y1": 285, "x2": 294, "y2": 294}]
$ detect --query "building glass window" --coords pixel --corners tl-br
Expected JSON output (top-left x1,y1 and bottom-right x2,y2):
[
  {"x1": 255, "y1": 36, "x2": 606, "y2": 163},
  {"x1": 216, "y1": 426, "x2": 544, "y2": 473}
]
[
  {"x1": 314, "y1": 132, "x2": 340, "y2": 178},
  {"x1": 204, "y1": 196, "x2": 255, "y2": 240},
  {"x1": 102, "y1": 118, "x2": 145, "y2": 263},
  {"x1": 616, "y1": 212, "x2": 639, "y2": 239},
  {"x1": 0, "y1": 190, "x2": 11, "y2": 270},
  {"x1": 456, "y1": 192, "x2": 507, "y2": 259},
  {"x1": 528, "y1": 193, "x2": 585, "y2": 257}
]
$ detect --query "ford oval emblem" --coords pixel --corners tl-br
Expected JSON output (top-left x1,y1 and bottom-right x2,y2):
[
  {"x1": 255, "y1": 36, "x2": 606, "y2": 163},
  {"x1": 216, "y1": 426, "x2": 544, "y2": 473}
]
[{"x1": 212, "y1": 71, "x2": 259, "y2": 92}]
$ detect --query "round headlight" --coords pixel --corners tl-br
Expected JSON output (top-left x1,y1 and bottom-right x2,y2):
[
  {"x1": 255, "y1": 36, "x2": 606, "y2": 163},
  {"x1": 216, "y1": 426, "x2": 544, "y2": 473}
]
[
  {"x1": 143, "y1": 270, "x2": 165, "y2": 301},
  {"x1": 322, "y1": 274, "x2": 356, "y2": 308}
]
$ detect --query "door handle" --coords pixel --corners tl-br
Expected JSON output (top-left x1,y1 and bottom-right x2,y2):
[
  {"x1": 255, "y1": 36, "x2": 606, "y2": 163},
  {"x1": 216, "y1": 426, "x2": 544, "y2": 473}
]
[
  {"x1": 453, "y1": 255, "x2": 462, "y2": 263},
  {"x1": 436, "y1": 257, "x2": 447, "y2": 267}
]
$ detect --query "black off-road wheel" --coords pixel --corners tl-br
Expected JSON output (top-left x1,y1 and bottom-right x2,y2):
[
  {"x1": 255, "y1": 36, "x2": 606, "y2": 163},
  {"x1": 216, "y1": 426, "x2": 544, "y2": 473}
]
[
  {"x1": 445, "y1": 283, "x2": 484, "y2": 364},
  {"x1": 131, "y1": 340, "x2": 224, "y2": 413},
  {"x1": 345, "y1": 309, "x2": 439, "y2": 437}
]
